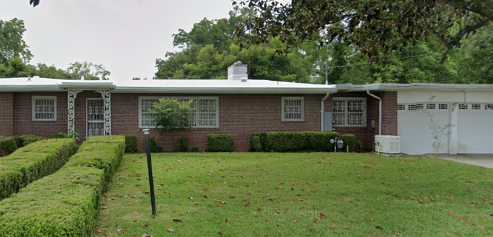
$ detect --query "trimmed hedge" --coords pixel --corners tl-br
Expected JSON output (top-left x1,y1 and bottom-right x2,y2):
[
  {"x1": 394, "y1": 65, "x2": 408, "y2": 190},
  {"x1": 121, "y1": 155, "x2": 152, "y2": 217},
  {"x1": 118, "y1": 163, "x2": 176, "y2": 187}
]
[
  {"x1": 207, "y1": 134, "x2": 234, "y2": 152},
  {"x1": 249, "y1": 132, "x2": 361, "y2": 152},
  {"x1": 125, "y1": 135, "x2": 138, "y2": 153},
  {"x1": 0, "y1": 167, "x2": 104, "y2": 237},
  {"x1": 0, "y1": 138, "x2": 77, "y2": 200},
  {"x1": 0, "y1": 135, "x2": 126, "y2": 236},
  {"x1": 0, "y1": 137, "x2": 17, "y2": 157},
  {"x1": 0, "y1": 135, "x2": 44, "y2": 157}
]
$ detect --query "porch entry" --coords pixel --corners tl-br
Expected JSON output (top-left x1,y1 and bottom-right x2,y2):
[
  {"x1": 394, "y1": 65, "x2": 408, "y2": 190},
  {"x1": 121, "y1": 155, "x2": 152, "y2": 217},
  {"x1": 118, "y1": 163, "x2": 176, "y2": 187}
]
[{"x1": 86, "y1": 98, "x2": 105, "y2": 138}]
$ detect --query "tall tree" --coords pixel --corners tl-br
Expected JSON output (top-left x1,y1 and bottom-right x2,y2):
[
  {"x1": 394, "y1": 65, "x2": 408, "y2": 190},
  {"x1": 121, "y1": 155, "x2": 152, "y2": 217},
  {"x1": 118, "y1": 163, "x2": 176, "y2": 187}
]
[
  {"x1": 0, "y1": 18, "x2": 32, "y2": 64},
  {"x1": 234, "y1": 0, "x2": 493, "y2": 60},
  {"x1": 155, "y1": 8, "x2": 312, "y2": 82}
]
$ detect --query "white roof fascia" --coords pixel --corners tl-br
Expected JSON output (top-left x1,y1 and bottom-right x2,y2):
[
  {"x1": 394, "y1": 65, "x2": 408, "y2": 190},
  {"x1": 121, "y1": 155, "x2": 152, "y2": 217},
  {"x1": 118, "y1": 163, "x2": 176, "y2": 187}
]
[
  {"x1": 339, "y1": 83, "x2": 493, "y2": 92},
  {"x1": 59, "y1": 81, "x2": 115, "y2": 90}
]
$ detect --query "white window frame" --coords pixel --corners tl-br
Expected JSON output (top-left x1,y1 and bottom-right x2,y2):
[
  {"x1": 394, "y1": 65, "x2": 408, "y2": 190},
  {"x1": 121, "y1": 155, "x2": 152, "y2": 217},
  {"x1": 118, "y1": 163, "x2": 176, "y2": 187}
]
[
  {"x1": 32, "y1": 96, "x2": 57, "y2": 121},
  {"x1": 138, "y1": 96, "x2": 219, "y2": 129},
  {"x1": 281, "y1": 97, "x2": 305, "y2": 121},
  {"x1": 332, "y1": 97, "x2": 366, "y2": 127}
]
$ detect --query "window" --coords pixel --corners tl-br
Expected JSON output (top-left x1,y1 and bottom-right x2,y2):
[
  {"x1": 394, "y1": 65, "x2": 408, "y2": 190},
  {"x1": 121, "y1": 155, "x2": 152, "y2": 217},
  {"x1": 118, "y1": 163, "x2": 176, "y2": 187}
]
[
  {"x1": 332, "y1": 98, "x2": 366, "y2": 126},
  {"x1": 439, "y1": 104, "x2": 448, "y2": 110},
  {"x1": 426, "y1": 104, "x2": 436, "y2": 110},
  {"x1": 282, "y1": 97, "x2": 304, "y2": 121},
  {"x1": 397, "y1": 104, "x2": 405, "y2": 110},
  {"x1": 139, "y1": 97, "x2": 219, "y2": 129},
  {"x1": 472, "y1": 104, "x2": 481, "y2": 110},
  {"x1": 408, "y1": 104, "x2": 418, "y2": 111},
  {"x1": 459, "y1": 104, "x2": 468, "y2": 110},
  {"x1": 32, "y1": 96, "x2": 57, "y2": 121},
  {"x1": 486, "y1": 104, "x2": 493, "y2": 110}
]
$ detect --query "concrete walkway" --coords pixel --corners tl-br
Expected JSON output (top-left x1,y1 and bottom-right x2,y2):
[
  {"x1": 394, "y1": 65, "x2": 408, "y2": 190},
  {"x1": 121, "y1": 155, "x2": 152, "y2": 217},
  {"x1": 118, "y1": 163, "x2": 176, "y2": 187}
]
[{"x1": 433, "y1": 154, "x2": 493, "y2": 169}]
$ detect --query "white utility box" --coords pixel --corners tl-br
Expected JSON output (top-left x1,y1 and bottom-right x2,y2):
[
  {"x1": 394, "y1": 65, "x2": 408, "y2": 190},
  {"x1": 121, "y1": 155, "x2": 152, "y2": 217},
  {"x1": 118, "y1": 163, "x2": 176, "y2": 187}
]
[{"x1": 375, "y1": 135, "x2": 401, "y2": 156}]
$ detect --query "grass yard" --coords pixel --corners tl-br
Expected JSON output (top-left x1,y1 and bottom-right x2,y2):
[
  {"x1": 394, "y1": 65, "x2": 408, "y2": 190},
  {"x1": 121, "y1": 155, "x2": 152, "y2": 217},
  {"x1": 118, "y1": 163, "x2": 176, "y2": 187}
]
[{"x1": 96, "y1": 153, "x2": 493, "y2": 236}]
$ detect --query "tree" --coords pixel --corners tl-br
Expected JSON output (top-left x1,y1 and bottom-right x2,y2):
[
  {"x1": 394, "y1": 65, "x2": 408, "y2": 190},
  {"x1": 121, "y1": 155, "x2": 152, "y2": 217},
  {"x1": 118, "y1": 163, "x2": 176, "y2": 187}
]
[
  {"x1": 150, "y1": 98, "x2": 194, "y2": 133},
  {"x1": 155, "y1": 8, "x2": 312, "y2": 82},
  {"x1": 0, "y1": 57, "x2": 36, "y2": 77},
  {"x1": 234, "y1": 0, "x2": 493, "y2": 60},
  {"x1": 66, "y1": 61, "x2": 111, "y2": 80},
  {"x1": 0, "y1": 18, "x2": 32, "y2": 64},
  {"x1": 29, "y1": 0, "x2": 40, "y2": 7}
]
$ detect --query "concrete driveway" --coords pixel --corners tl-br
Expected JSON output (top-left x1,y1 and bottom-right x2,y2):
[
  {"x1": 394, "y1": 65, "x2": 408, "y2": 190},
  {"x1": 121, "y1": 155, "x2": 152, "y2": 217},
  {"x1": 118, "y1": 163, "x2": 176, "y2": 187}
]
[{"x1": 433, "y1": 154, "x2": 493, "y2": 169}]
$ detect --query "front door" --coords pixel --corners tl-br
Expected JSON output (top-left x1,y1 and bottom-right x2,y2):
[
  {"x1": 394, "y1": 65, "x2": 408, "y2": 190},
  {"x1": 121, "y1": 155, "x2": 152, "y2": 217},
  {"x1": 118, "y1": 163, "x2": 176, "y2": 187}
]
[{"x1": 87, "y1": 99, "x2": 105, "y2": 138}]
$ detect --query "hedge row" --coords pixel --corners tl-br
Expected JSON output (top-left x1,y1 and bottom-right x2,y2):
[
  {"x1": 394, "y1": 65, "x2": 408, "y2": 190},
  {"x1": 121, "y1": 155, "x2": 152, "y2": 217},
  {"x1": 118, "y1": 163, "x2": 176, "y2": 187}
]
[
  {"x1": 0, "y1": 138, "x2": 77, "y2": 200},
  {"x1": 0, "y1": 135, "x2": 44, "y2": 157},
  {"x1": 0, "y1": 135, "x2": 126, "y2": 236},
  {"x1": 249, "y1": 132, "x2": 362, "y2": 152},
  {"x1": 207, "y1": 134, "x2": 234, "y2": 152}
]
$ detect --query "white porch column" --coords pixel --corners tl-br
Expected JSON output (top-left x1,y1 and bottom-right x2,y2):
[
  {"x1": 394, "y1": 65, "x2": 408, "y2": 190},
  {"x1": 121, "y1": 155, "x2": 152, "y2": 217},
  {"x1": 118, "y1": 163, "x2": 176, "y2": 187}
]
[
  {"x1": 95, "y1": 90, "x2": 111, "y2": 135},
  {"x1": 67, "y1": 90, "x2": 82, "y2": 135}
]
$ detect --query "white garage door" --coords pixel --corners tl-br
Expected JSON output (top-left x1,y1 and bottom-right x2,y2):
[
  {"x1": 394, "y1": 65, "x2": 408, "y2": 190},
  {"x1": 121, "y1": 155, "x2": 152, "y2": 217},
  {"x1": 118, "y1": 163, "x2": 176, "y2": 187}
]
[
  {"x1": 398, "y1": 103, "x2": 451, "y2": 154},
  {"x1": 457, "y1": 103, "x2": 493, "y2": 154}
]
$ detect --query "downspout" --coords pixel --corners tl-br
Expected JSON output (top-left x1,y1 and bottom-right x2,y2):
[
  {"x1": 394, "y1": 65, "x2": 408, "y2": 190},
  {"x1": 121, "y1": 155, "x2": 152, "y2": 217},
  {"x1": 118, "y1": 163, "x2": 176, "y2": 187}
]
[
  {"x1": 321, "y1": 92, "x2": 330, "y2": 131},
  {"x1": 366, "y1": 91, "x2": 382, "y2": 135}
]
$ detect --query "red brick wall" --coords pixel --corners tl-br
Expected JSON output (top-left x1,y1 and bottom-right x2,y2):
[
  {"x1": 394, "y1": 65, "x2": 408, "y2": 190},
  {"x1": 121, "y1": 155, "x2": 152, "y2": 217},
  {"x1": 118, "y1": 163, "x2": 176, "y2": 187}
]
[
  {"x1": 110, "y1": 94, "x2": 324, "y2": 152},
  {"x1": 380, "y1": 91, "x2": 398, "y2": 135},
  {"x1": 7, "y1": 91, "x2": 399, "y2": 152},
  {"x1": 0, "y1": 92, "x2": 14, "y2": 137},
  {"x1": 13, "y1": 92, "x2": 68, "y2": 137}
]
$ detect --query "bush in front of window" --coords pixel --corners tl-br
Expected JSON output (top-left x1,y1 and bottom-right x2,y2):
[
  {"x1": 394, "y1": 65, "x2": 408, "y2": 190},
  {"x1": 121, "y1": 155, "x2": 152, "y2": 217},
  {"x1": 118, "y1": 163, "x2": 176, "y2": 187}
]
[
  {"x1": 124, "y1": 135, "x2": 138, "y2": 153},
  {"x1": 178, "y1": 136, "x2": 189, "y2": 152},
  {"x1": 249, "y1": 132, "x2": 361, "y2": 152},
  {"x1": 207, "y1": 134, "x2": 234, "y2": 152}
]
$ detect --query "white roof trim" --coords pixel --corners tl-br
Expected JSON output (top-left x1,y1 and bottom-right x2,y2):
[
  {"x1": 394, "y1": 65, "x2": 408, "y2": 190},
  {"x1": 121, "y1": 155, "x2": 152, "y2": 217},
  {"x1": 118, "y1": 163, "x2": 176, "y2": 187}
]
[
  {"x1": 0, "y1": 77, "x2": 336, "y2": 94},
  {"x1": 338, "y1": 83, "x2": 493, "y2": 92}
]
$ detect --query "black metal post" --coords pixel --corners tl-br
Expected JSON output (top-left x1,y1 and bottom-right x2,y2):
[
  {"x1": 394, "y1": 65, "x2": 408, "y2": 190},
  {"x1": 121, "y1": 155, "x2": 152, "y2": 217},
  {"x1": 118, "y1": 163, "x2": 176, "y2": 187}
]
[{"x1": 144, "y1": 131, "x2": 156, "y2": 216}]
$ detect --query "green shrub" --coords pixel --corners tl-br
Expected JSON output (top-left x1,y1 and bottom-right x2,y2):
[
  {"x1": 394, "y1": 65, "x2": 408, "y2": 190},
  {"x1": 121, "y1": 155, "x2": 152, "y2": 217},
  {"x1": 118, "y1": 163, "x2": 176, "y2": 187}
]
[
  {"x1": 0, "y1": 166, "x2": 105, "y2": 237},
  {"x1": 305, "y1": 132, "x2": 340, "y2": 152},
  {"x1": 251, "y1": 135, "x2": 262, "y2": 152},
  {"x1": 125, "y1": 135, "x2": 138, "y2": 153},
  {"x1": 178, "y1": 136, "x2": 188, "y2": 152},
  {"x1": 190, "y1": 147, "x2": 200, "y2": 152},
  {"x1": 249, "y1": 131, "x2": 342, "y2": 152},
  {"x1": 0, "y1": 137, "x2": 17, "y2": 157},
  {"x1": 0, "y1": 135, "x2": 126, "y2": 236},
  {"x1": 149, "y1": 137, "x2": 162, "y2": 153},
  {"x1": 0, "y1": 138, "x2": 77, "y2": 200},
  {"x1": 14, "y1": 134, "x2": 44, "y2": 147},
  {"x1": 207, "y1": 134, "x2": 234, "y2": 152},
  {"x1": 249, "y1": 132, "x2": 267, "y2": 151},
  {"x1": 341, "y1": 134, "x2": 360, "y2": 152}
]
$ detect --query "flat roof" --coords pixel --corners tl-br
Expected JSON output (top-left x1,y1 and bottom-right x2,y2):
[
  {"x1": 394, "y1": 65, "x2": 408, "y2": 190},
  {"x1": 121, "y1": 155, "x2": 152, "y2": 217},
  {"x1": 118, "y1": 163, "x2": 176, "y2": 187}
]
[{"x1": 0, "y1": 77, "x2": 336, "y2": 94}]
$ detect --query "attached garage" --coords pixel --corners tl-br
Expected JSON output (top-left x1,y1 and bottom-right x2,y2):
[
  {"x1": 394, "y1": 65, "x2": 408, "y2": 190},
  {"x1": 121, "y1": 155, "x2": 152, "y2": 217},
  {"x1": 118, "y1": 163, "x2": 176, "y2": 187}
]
[{"x1": 397, "y1": 88, "x2": 493, "y2": 155}]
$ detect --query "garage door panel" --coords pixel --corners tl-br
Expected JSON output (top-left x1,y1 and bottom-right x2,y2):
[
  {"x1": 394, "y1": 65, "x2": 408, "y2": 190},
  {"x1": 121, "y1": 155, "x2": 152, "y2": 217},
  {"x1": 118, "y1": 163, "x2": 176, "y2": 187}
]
[
  {"x1": 398, "y1": 106, "x2": 450, "y2": 155},
  {"x1": 458, "y1": 106, "x2": 493, "y2": 154}
]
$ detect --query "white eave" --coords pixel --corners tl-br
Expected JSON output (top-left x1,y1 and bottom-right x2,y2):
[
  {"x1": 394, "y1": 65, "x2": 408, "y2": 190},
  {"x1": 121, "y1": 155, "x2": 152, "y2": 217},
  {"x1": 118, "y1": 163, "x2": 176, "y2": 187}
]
[
  {"x1": 0, "y1": 78, "x2": 336, "y2": 94},
  {"x1": 339, "y1": 83, "x2": 493, "y2": 92},
  {"x1": 114, "y1": 79, "x2": 336, "y2": 94}
]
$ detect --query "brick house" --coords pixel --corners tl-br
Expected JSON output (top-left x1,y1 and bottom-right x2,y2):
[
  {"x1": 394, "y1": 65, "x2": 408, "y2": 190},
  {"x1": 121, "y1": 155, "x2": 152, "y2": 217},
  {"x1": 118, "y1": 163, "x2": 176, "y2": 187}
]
[{"x1": 1, "y1": 63, "x2": 492, "y2": 154}]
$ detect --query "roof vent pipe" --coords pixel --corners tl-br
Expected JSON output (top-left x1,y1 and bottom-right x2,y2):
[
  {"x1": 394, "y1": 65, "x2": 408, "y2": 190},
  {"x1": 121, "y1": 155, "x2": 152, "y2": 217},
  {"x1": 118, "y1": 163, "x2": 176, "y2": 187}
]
[
  {"x1": 366, "y1": 91, "x2": 382, "y2": 135},
  {"x1": 228, "y1": 61, "x2": 248, "y2": 81}
]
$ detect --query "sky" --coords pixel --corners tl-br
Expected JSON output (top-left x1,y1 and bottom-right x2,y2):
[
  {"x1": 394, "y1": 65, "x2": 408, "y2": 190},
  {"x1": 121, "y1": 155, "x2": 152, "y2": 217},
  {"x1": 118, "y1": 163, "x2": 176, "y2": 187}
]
[{"x1": 0, "y1": 0, "x2": 234, "y2": 82}]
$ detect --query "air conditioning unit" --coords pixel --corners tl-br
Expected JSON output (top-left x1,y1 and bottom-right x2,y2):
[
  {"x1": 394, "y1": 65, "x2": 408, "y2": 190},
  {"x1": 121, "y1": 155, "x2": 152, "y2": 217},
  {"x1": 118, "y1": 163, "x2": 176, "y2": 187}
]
[{"x1": 374, "y1": 135, "x2": 401, "y2": 156}]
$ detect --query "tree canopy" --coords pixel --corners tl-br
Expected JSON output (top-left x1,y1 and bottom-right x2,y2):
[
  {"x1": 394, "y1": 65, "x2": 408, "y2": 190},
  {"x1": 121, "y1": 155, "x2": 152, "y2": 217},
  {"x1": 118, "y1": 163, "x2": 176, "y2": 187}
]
[
  {"x1": 234, "y1": 0, "x2": 493, "y2": 60},
  {"x1": 155, "y1": 8, "x2": 313, "y2": 82},
  {"x1": 0, "y1": 18, "x2": 32, "y2": 64}
]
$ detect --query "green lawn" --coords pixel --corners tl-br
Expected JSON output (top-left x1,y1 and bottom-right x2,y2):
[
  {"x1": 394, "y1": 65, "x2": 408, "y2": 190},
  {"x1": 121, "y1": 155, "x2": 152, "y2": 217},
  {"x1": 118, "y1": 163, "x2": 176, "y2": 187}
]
[{"x1": 95, "y1": 153, "x2": 493, "y2": 236}]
